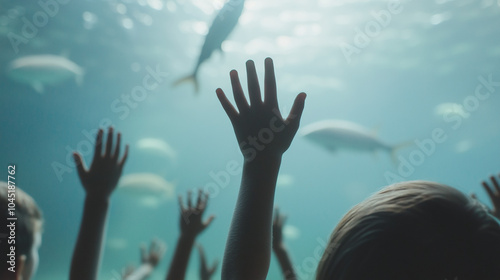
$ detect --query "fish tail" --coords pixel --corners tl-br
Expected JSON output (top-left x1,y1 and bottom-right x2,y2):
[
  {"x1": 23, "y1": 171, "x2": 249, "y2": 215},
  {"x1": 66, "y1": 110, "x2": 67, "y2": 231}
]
[
  {"x1": 173, "y1": 74, "x2": 199, "y2": 93},
  {"x1": 75, "y1": 73, "x2": 84, "y2": 86},
  {"x1": 390, "y1": 141, "x2": 414, "y2": 165}
]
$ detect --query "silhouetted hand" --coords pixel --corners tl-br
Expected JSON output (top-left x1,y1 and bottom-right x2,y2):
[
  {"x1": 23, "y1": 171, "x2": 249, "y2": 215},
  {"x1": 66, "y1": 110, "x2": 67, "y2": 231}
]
[
  {"x1": 272, "y1": 208, "x2": 286, "y2": 251},
  {"x1": 73, "y1": 127, "x2": 128, "y2": 199},
  {"x1": 482, "y1": 174, "x2": 500, "y2": 219},
  {"x1": 198, "y1": 244, "x2": 218, "y2": 280},
  {"x1": 216, "y1": 58, "x2": 306, "y2": 161},
  {"x1": 179, "y1": 190, "x2": 215, "y2": 238},
  {"x1": 141, "y1": 239, "x2": 166, "y2": 268}
]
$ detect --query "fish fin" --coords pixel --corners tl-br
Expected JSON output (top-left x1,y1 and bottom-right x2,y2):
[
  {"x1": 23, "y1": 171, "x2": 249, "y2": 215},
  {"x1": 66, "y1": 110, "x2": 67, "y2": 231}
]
[
  {"x1": 32, "y1": 82, "x2": 44, "y2": 94},
  {"x1": 60, "y1": 49, "x2": 71, "y2": 58},
  {"x1": 370, "y1": 124, "x2": 381, "y2": 136},
  {"x1": 390, "y1": 141, "x2": 414, "y2": 165},
  {"x1": 327, "y1": 146, "x2": 337, "y2": 153},
  {"x1": 173, "y1": 74, "x2": 199, "y2": 93},
  {"x1": 75, "y1": 73, "x2": 84, "y2": 86}
]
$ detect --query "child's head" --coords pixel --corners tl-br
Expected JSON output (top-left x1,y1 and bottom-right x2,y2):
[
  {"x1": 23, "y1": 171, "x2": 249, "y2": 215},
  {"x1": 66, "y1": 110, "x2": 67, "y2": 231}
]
[
  {"x1": 0, "y1": 182, "x2": 43, "y2": 280},
  {"x1": 316, "y1": 180, "x2": 500, "y2": 280}
]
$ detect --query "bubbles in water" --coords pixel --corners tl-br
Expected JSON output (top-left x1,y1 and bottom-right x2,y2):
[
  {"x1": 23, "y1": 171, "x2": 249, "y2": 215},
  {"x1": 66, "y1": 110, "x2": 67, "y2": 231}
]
[
  {"x1": 283, "y1": 225, "x2": 301, "y2": 240},
  {"x1": 430, "y1": 12, "x2": 452, "y2": 25},
  {"x1": 191, "y1": 21, "x2": 208, "y2": 35},
  {"x1": 116, "y1": 3, "x2": 127, "y2": 14},
  {"x1": 122, "y1": 18, "x2": 134, "y2": 29},
  {"x1": 83, "y1": 11, "x2": 98, "y2": 30},
  {"x1": 166, "y1": 1, "x2": 177, "y2": 12},
  {"x1": 147, "y1": 0, "x2": 164, "y2": 10},
  {"x1": 134, "y1": 12, "x2": 153, "y2": 26}
]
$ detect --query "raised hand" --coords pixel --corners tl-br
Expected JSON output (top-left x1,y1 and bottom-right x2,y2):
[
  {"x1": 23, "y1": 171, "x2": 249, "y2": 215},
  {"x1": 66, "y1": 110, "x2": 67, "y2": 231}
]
[
  {"x1": 216, "y1": 57, "x2": 306, "y2": 161},
  {"x1": 198, "y1": 244, "x2": 218, "y2": 280},
  {"x1": 166, "y1": 190, "x2": 215, "y2": 280},
  {"x1": 121, "y1": 240, "x2": 166, "y2": 280},
  {"x1": 179, "y1": 189, "x2": 215, "y2": 238},
  {"x1": 73, "y1": 127, "x2": 128, "y2": 199},
  {"x1": 141, "y1": 239, "x2": 166, "y2": 268},
  {"x1": 272, "y1": 208, "x2": 286, "y2": 251},
  {"x1": 70, "y1": 127, "x2": 128, "y2": 280},
  {"x1": 272, "y1": 208, "x2": 297, "y2": 280},
  {"x1": 482, "y1": 174, "x2": 500, "y2": 219}
]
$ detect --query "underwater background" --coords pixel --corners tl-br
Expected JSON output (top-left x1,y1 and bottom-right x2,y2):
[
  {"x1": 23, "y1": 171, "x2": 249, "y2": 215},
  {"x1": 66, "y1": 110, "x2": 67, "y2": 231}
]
[{"x1": 1, "y1": 0, "x2": 500, "y2": 279}]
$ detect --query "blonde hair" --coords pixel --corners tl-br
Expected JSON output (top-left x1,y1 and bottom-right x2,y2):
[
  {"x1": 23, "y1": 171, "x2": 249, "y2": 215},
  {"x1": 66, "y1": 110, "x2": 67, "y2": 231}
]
[
  {"x1": 0, "y1": 182, "x2": 43, "y2": 269},
  {"x1": 316, "y1": 181, "x2": 500, "y2": 280}
]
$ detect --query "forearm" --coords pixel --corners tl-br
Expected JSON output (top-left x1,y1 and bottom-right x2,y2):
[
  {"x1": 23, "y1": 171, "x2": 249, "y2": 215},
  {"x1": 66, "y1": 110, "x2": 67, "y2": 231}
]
[
  {"x1": 70, "y1": 195, "x2": 110, "y2": 280},
  {"x1": 166, "y1": 234, "x2": 196, "y2": 280},
  {"x1": 124, "y1": 264, "x2": 154, "y2": 280},
  {"x1": 222, "y1": 156, "x2": 282, "y2": 280},
  {"x1": 273, "y1": 246, "x2": 297, "y2": 280}
]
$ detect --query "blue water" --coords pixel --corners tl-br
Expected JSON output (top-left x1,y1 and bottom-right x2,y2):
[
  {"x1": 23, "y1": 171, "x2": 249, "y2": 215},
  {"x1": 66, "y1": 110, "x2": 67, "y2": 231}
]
[{"x1": 1, "y1": 0, "x2": 499, "y2": 279}]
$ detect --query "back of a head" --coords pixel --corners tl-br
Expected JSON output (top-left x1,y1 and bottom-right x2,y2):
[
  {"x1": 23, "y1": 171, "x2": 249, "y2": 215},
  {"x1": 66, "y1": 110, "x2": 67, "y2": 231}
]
[
  {"x1": 316, "y1": 180, "x2": 500, "y2": 280},
  {"x1": 0, "y1": 181, "x2": 43, "y2": 279}
]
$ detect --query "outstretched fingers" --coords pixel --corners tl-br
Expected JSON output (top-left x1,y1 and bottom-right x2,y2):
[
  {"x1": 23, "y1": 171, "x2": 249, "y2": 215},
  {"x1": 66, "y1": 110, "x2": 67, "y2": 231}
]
[
  {"x1": 105, "y1": 127, "x2": 114, "y2": 157},
  {"x1": 113, "y1": 132, "x2": 121, "y2": 160},
  {"x1": 203, "y1": 215, "x2": 215, "y2": 229},
  {"x1": 490, "y1": 176, "x2": 500, "y2": 193},
  {"x1": 230, "y1": 70, "x2": 249, "y2": 113},
  {"x1": 286, "y1": 92, "x2": 307, "y2": 126},
  {"x1": 216, "y1": 88, "x2": 238, "y2": 123},
  {"x1": 264, "y1": 57, "x2": 278, "y2": 108},
  {"x1": 483, "y1": 181, "x2": 496, "y2": 201},
  {"x1": 178, "y1": 195, "x2": 186, "y2": 213},
  {"x1": 73, "y1": 152, "x2": 88, "y2": 179},
  {"x1": 93, "y1": 129, "x2": 104, "y2": 160},
  {"x1": 119, "y1": 144, "x2": 129, "y2": 168},
  {"x1": 246, "y1": 60, "x2": 263, "y2": 106}
]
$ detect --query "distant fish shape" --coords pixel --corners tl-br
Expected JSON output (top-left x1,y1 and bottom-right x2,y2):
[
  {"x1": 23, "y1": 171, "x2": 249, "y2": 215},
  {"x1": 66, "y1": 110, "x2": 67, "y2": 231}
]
[
  {"x1": 301, "y1": 120, "x2": 408, "y2": 162},
  {"x1": 118, "y1": 173, "x2": 175, "y2": 199},
  {"x1": 137, "y1": 138, "x2": 176, "y2": 160},
  {"x1": 174, "y1": 0, "x2": 245, "y2": 93},
  {"x1": 6, "y1": 54, "x2": 84, "y2": 94}
]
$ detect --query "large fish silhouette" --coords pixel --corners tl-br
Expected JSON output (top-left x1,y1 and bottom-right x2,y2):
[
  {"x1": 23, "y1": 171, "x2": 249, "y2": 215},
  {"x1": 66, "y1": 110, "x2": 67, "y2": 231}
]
[{"x1": 174, "y1": 0, "x2": 245, "y2": 93}]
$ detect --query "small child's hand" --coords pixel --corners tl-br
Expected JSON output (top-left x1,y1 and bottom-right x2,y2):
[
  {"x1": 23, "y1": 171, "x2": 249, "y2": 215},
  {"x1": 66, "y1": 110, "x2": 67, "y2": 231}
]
[
  {"x1": 73, "y1": 127, "x2": 128, "y2": 199},
  {"x1": 482, "y1": 174, "x2": 500, "y2": 219},
  {"x1": 141, "y1": 239, "x2": 166, "y2": 268},
  {"x1": 272, "y1": 208, "x2": 286, "y2": 251},
  {"x1": 216, "y1": 58, "x2": 306, "y2": 161},
  {"x1": 198, "y1": 244, "x2": 218, "y2": 280},
  {"x1": 179, "y1": 190, "x2": 215, "y2": 238}
]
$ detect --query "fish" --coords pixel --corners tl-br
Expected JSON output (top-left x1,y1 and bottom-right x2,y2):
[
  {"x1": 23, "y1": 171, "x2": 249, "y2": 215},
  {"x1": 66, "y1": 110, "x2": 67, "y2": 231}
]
[
  {"x1": 174, "y1": 0, "x2": 245, "y2": 93},
  {"x1": 301, "y1": 120, "x2": 407, "y2": 162},
  {"x1": 283, "y1": 224, "x2": 301, "y2": 240},
  {"x1": 434, "y1": 102, "x2": 470, "y2": 119},
  {"x1": 117, "y1": 173, "x2": 175, "y2": 202},
  {"x1": 137, "y1": 138, "x2": 176, "y2": 160},
  {"x1": 6, "y1": 54, "x2": 84, "y2": 94}
]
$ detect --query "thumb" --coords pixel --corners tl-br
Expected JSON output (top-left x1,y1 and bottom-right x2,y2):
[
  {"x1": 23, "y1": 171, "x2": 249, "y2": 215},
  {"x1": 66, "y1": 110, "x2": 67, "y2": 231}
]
[
  {"x1": 73, "y1": 152, "x2": 87, "y2": 179},
  {"x1": 286, "y1": 92, "x2": 306, "y2": 128},
  {"x1": 203, "y1": 215, "x2": 215, "y2": 228}
]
